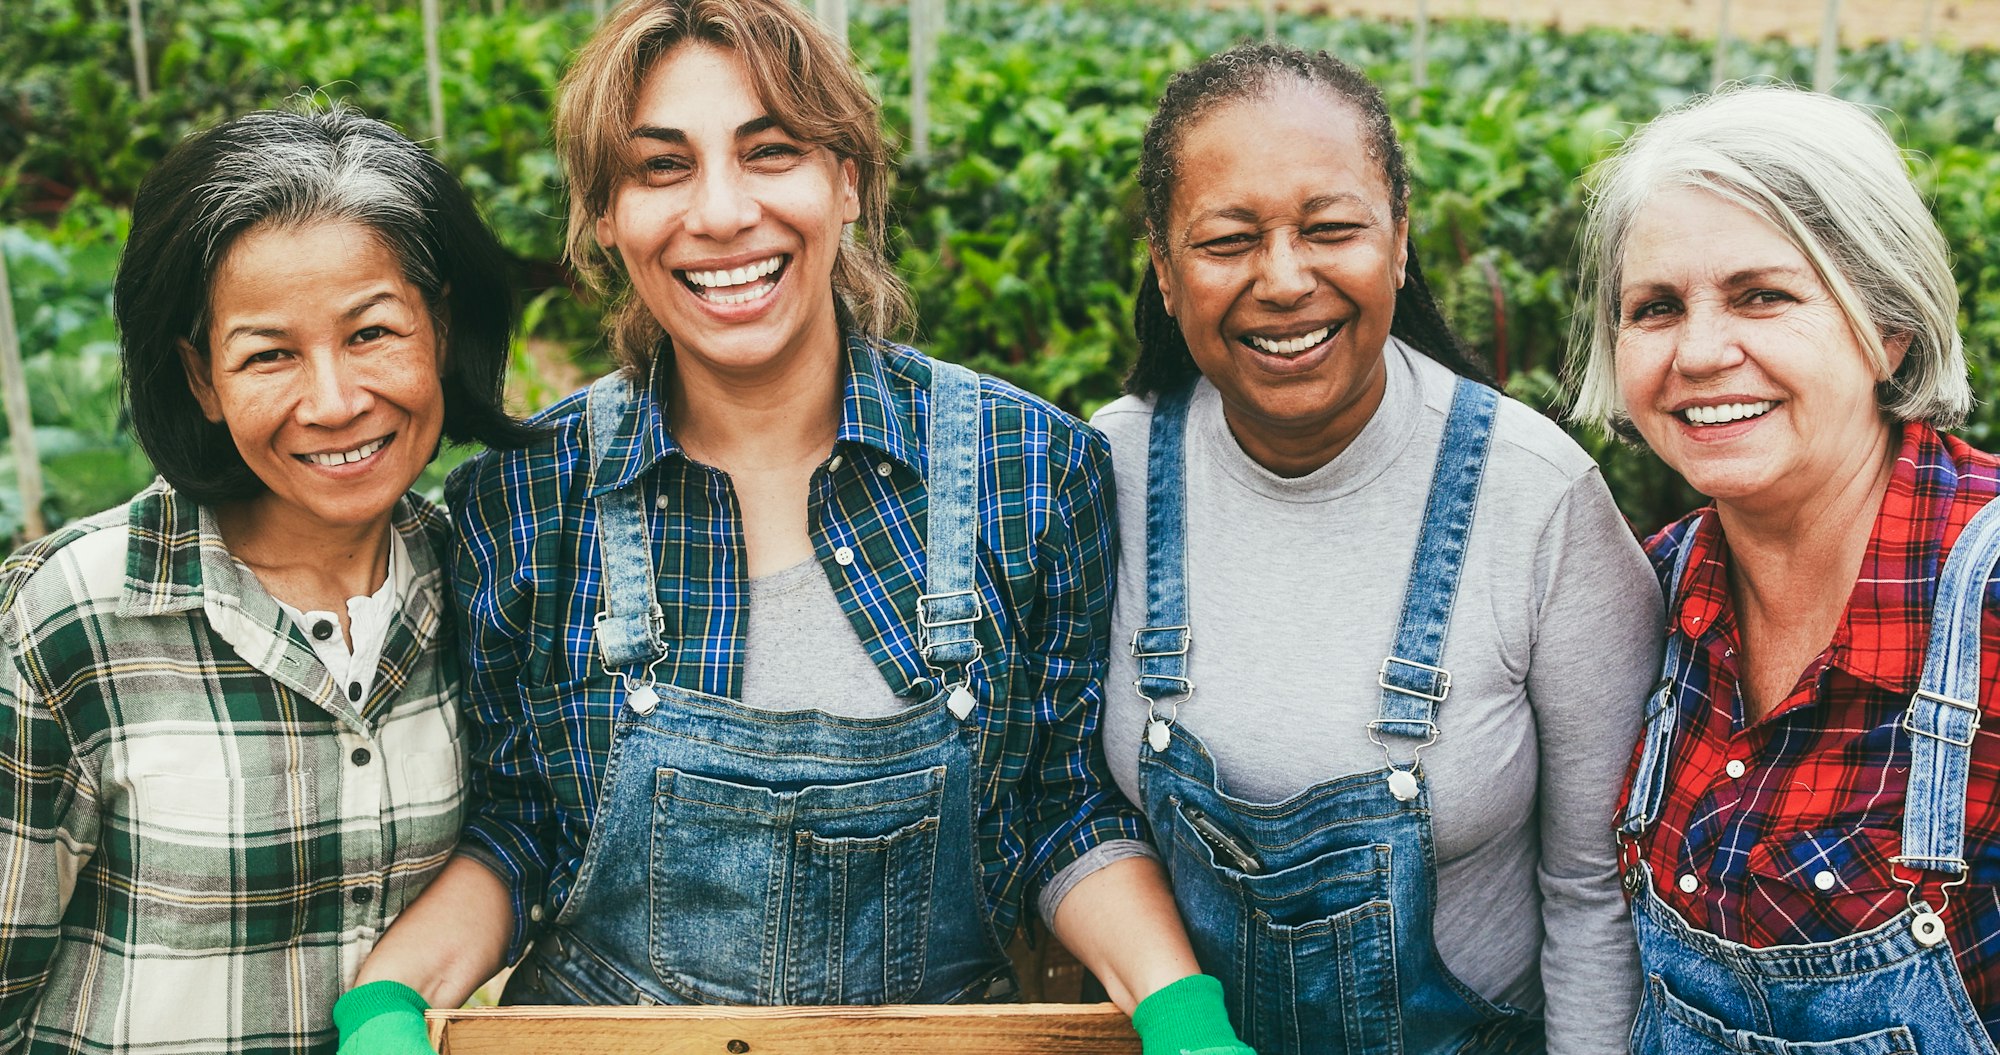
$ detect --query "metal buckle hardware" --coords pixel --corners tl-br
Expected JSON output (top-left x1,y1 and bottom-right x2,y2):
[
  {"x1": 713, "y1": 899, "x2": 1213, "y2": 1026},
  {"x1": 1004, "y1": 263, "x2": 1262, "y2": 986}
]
[
  {"x1": 1130, "y1": 626, "x2": 1192, "y2": 658},
  {"x1": 916, "y1": 589, "x2": 984, "y2": 630},
  {"x1": 1378, "y1": 655, "x2": 1451, "y2": 703},
  {"x1": 1902, "y1": 689, "x2": 1980, "y2": 748}
]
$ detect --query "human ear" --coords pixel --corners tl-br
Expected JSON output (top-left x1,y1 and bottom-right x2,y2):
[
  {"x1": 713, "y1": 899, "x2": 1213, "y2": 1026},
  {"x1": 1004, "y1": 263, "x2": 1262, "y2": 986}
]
[
  {"x1": 177, "y1": 339, "x2": 225, "y2": 424},
  {"x1": 1149, "y1": 244, "x2": 1177, "y2": 318},
  {"x1": 839, "y1": 156, "x2": 860, "y2": 225}
]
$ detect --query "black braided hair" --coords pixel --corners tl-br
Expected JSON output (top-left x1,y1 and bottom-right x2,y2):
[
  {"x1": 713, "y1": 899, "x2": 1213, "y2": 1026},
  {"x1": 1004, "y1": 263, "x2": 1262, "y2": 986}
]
[{"x1": 1126, "y1": 42, "x2": 1491, "y2": 397}]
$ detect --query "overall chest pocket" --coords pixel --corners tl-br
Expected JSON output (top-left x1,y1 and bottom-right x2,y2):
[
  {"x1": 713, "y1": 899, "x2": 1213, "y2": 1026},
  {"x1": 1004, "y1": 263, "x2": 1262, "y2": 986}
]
[
  {"x1": 1163, "y1": 795, "x2": 1398, "y2": 1055},
  {"x1": 649, "y1": 764, "x2": 946, "y2": 1005},
  {"x1": 124, "y1": 770, "x2": 320, "y2": 950}
]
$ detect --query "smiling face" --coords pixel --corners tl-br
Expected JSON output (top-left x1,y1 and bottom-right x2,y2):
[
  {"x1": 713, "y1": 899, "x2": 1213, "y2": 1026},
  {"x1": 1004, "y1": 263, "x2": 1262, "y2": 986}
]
[
  {"x1": 1151, "y1": 84, "x2": 1408, "y2": 474},
  {"x1": 183, "y1": 220, "x2": 445, "y2": 540},
  {"x1": 593, "y1": 43, "x2": 859, "y2": 386},
  {"x1": 1614, "y1": 187, "x2": 1902, "y2": 512}
]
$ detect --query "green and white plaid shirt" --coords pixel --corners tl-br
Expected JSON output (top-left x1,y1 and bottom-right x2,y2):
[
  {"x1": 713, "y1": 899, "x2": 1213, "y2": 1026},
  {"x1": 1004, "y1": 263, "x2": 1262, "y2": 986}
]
[{"x1": 0, "y1": 480, "x2": 465, "y2": 1055}]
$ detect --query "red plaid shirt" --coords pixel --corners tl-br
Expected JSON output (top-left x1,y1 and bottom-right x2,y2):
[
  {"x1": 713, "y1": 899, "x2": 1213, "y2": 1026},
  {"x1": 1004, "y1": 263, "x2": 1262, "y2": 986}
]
[{"x1": 1626, "y1": 422, "x2": 2000, "y2": 1036}]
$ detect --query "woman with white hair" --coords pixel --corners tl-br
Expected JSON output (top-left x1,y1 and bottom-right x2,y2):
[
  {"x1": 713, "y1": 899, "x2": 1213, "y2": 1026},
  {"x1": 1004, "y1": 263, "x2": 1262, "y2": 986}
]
[{"x1": 1572, "y1": 84, "x2": 2000, "y2": 1050}]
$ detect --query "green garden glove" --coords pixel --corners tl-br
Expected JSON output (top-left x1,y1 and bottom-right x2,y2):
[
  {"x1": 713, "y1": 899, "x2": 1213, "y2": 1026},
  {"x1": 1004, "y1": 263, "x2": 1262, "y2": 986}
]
[
  {"x1": 1131, "y1": 973, "x2": 1257, "y2": 1055},
  {"x1": 333, "y1": 979, "x2": 435, "y2": 1055}
]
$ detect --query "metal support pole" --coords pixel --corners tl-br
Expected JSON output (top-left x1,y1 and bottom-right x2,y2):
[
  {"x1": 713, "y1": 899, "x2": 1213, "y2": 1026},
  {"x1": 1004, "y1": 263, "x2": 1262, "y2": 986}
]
[
  {"x1": 817, "y1": 0, "x2": 849, "y2": 46},
  {"x1": 126, "y1": 0, "x2": 152, "y2": 101},
  {"x1": 0, "y1": 247, "x2": 47, "y2": 541},
  {"x1": 909, "y1": 0, "x2": 932, "y2": 164},
  {"x1": 1711, "y1": 0, "x2": 1731, "y2": 89},
  {"x1": 1412, "y1": 0, "x2": 1428, "y2": 91},
  {"x1": 1813, "y1": 0, "x2": 1841, "y2": 93},
  {"x1": 422, "y1": 0, "x2": 445, "y2": 146}
]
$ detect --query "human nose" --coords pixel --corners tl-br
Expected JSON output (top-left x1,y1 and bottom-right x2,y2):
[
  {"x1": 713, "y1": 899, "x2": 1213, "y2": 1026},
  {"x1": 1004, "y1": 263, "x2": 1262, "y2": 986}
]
[
  {"x1": 295, "y1": 351, "x2": 371, "y2": 427},
  {"x1": 683, "y1": 162, "x2": 760, "y2": 241},
  {"x1": 1669, "y1": 304, "x2": 1747, "y2": 379},
  {"x1": 1251, "y1": 231, "x2": 1314, "y2": 307}
]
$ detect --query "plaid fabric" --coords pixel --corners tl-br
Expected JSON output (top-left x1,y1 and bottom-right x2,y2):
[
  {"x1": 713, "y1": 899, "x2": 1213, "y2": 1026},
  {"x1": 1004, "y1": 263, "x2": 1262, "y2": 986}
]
[
  {"x1": 1627, "y1": 422, "x2": 2000, "y2": 1036},
  {"x1": 0, "y1": 481, "x2": 466, "y2": 1055},
  {"x1": 446, "y1": 336, "x2": 1141, "y2": 962}
]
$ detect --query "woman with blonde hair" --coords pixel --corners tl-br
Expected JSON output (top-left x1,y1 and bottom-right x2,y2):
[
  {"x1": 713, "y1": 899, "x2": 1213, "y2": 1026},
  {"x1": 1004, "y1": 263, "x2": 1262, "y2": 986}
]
[
  {"x1": 1573, "y1": 84, "x2": 2000, "y2": 1050},
  {"x1": 332, "y1": 3, "x2": 1248, "y2": 1052}
]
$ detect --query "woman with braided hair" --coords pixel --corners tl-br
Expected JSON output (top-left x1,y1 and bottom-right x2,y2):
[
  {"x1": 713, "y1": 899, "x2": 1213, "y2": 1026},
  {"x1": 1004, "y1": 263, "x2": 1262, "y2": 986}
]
[{"x1": 1092, "y1": 42, "x2": 1660, "y2": 1053}]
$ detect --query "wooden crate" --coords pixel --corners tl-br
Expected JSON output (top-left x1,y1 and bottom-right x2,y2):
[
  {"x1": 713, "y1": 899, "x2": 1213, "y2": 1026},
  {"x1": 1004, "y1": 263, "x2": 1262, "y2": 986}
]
[{"x1": 426, "y1": 1003, "x2": 1141, "y2": 1054}]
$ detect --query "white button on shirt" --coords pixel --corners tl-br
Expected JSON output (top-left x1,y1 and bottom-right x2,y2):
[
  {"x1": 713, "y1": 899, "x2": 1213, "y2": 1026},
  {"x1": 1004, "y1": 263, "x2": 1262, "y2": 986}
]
[
  {"x1": 1814, "y1": 870, "x2": 1837, "y2": 891},
  {"x1": 1725, "y1": 759, "x2": 1746, "y2": 779},
  {"x1": 833, "y1": 546, "x2": 856, "y2": 566},
  {"x1": 1678, "y1": 873, "x2": 1700, "y2": 894}
]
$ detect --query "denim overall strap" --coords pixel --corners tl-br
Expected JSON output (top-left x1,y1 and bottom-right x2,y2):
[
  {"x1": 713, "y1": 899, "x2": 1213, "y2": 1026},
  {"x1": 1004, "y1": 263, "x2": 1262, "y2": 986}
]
[
  {"x1": 1618, "y1": 519, "x2": 1704, "y2": 840},
  {"x1": 1133, "y1": 379, "x2": 1198, "y2": 735},
  {"x1": 918, "y1": 360, "x2": 983, "y2": 717},
  {"x1": 585, "y1": 373, "x2": 667, "y2": 698},
  {"x1": 1900, "y1": 497, "x2": 2000, "y2": 879},
  {"x1": 1372, "y1": 378, "x2": 1498, "y2": 745}
]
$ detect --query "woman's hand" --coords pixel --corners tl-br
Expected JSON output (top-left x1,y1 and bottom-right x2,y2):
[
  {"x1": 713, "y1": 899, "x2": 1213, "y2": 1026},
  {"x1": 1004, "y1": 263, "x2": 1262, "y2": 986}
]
[{"x1": 332, "y1": 980, "x2": 433, "y2": 1054}]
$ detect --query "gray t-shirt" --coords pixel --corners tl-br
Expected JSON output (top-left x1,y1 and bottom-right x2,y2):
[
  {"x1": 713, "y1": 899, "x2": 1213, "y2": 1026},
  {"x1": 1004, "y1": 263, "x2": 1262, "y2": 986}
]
[
  {"x1": 1091, "y1": 341, "x2": 1662, "y2": 1055},
  {"x1": 740, "y1": 556, "x2": 1154, "y2": 922}
]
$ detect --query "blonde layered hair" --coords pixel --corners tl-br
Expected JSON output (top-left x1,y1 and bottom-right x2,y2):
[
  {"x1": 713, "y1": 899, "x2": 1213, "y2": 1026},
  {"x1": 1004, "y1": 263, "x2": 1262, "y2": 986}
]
[
  {"x1": 555, "y1": 0, "x2": 909, "y2": 371},
  {"x1": 1569, "y1": 84, "x2": 1969, "y2": 438}
]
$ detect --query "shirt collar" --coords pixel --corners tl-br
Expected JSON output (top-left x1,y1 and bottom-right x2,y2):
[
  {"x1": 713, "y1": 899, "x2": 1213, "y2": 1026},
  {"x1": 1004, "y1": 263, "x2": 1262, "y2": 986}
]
[
  {"x1": 590, "y1": 332, "x2": 918, "y2": 495},
  {"x1": 1838, "y1": 421, "x2": 1957, "y2": 693},
  {"x1": 119, "y1": 478, "x2": 448, "y2": 617},
  {"x1": 1668, "y1": 422, "x2": 1956, "y2": 696}
]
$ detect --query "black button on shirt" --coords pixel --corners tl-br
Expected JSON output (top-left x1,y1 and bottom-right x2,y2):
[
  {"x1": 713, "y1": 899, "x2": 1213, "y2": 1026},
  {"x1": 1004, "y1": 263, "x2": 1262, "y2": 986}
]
[
  {"x1": 351, "y1": 748, "x2": 371, "y2": 766},
  {"x1": 311, "y1": 620, "x2": 334, "y2": 641},
  {"x1": 348, "y1": 682, "x2": 363, "y2": 702},
  {"x1": 350, "y1": 887, "x2": 373, "y2": 905}
]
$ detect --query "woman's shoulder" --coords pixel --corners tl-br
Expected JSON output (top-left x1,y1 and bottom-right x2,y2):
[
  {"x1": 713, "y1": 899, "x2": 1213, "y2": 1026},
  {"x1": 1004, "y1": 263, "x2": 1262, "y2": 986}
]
[
  {"x1": 876, "y1": 341, "x2": 1105, "y2": 459},
  {"x1": 0, "y1": 481, "x2": 173, "y2": 649},
  {"x1": 443, "y1": 382, "x2": 598, "y2": 531}
]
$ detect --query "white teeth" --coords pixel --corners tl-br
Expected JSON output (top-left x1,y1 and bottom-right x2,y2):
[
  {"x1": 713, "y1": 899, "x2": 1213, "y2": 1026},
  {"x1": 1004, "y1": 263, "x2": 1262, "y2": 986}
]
[
  {"x1": 1246, "y1": 326, "x2": 1332, "y2": 356},
  {"x1": 304, "y1": 436, "x2": 388, "y2": 467},
  {"x1": 1680, "y1": 401, "x2": 1775, "y2": 426},
  {"x1": 683, "y1": 256, "x2": 785, "y2": 289}
]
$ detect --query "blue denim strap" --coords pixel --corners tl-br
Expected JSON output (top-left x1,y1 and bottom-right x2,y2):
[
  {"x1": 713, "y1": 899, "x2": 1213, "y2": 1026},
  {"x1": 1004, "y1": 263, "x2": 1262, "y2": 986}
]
[
  {"x1": 585, "y1": 372, "x2": 667, "y2": 675},
  {"x1": 1372, "y1": 378, "x2": 1498, "y2": 742},
  {"x1": 1618, "y1": 518, "x2": 1703, "y2": 839},
  {"x1": 917, "y1": 360, "x2": 984, "y2": 684},
  {"x1": 1900, "y1": 497, "x2": 2000, "y2": 877},
  {"x1": 1133, "y1": 380, "x2": 1198, "y2": 710}
]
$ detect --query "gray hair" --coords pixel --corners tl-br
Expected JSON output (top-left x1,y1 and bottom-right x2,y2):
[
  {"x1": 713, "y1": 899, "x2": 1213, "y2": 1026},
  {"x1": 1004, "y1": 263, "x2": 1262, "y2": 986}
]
[
  {"x1": 178, "y1": 104, "x2": 444, "y2": 343},
  {"x1": 1569, "y1": 83, "x2": 1968, "y2": 435}
]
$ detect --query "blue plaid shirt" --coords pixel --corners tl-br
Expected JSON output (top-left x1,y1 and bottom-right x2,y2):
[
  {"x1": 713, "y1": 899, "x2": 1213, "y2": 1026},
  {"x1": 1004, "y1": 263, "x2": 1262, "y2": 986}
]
[{"x1": 446, "y1": 337, "x2": 1141, "y2": 960}]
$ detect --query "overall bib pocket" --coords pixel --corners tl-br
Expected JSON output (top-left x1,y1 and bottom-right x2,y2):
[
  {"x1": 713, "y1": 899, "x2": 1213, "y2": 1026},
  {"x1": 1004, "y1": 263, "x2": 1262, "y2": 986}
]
[
  {"x1": 1642, "y1": 975, "x2": 1918, "y2": 1055},
  {"x1": 649, "y1": 764, "x2": 947, "y2": 1003},
  {"x1": 1165, "y1": 796, "x2": 1400, "y2": 1054}
]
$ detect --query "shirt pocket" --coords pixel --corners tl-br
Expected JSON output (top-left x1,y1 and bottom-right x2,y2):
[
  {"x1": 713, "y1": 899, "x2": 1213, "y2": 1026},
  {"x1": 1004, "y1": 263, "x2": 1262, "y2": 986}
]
[
  {"x1": 124, "y1": 770, "x2": 322, "y2": 949},
  {"x1": 1747, "y1": 825, "x2": 1906, "y2": 939}
]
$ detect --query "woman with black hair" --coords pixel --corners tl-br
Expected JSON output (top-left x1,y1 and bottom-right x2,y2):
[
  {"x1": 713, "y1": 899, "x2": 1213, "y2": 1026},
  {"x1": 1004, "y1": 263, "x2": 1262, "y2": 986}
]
[
  {"x1": 0, "y1": 105, "x2": 538, "y2": 1055},
  {"x1": 1093, "y1": 43, "x2": 1660, "y2": 1053}
]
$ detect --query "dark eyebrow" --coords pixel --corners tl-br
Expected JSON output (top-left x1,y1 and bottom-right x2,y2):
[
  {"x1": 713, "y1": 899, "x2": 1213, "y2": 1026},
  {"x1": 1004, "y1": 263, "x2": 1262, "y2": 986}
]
[
  {"x1": 629, "y1": 114, "x2": 785, "y2": 145},
  {"x1": 1721, "y1": 265, "x2": 1813, "y2": 286},
  {"x1": 1180, "y1": 193, "x2": 1376, "y2": 239},
  {"x1": 220, "y1": 324, "x2": 289, "y2": 345},
  {"x1": 343, "y1": 291, "x2": 400, "y2": 319}
]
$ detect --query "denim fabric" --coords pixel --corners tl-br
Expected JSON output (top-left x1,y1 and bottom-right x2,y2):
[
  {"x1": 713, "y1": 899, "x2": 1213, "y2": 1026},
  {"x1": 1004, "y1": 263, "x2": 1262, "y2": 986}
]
[
  {"x1": 505, "y1": 362, "x2": 1011, "y2": 1006},
  {"x1": 1134, "y1": 377, "x2": 1541, "y2": 1054},
  {"x1": 1623, "y1": 501, "x2": 2000, "y2": 1054}
]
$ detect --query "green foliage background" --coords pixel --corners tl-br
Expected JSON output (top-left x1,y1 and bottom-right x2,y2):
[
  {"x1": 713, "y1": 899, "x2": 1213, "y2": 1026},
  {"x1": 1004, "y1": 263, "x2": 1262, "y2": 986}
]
[{"x1": 7, "y1": 0, "x2": 2000, "y2": 539}]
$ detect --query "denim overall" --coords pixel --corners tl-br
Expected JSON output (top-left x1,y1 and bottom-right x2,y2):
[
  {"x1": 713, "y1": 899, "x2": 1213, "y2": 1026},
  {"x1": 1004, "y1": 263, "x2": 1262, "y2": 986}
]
[
  {"x1": 1620, "y1": 504, "x2": 2000, "y2": 1054},
  {"x1": 1132, "y1": 377, "x2": 1543, "y2": 1055},
  {"x1": 504, "y1": 361, "x2": 1013, "y2": 1007}
]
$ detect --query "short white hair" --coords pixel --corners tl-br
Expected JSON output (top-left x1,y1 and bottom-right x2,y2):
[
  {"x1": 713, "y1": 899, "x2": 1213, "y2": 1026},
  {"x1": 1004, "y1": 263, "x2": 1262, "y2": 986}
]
[{"x1": 1568, "y1": 83, "x2": 1969, "y2": 436}]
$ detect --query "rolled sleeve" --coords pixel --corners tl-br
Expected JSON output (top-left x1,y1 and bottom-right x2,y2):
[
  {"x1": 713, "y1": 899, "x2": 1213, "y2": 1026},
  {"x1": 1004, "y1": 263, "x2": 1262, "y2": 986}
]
[
  {"x1": 1014, "y1": 423, "x2": 1148, "y2": 912},
  {"x1": 447, "y1": 456, "x2": 561, "y2": 964}
]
